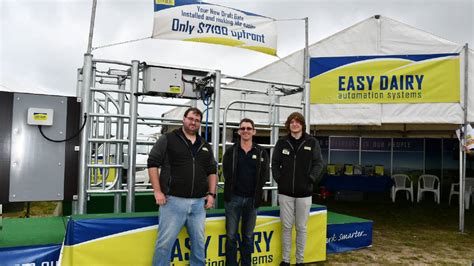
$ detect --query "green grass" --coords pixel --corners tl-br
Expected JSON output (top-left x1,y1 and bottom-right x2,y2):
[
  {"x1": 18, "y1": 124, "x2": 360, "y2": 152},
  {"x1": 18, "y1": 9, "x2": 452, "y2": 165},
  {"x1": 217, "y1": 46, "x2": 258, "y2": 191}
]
[
  {"x1": 3, "y1": 196, "x2": 474, "y2": 264},
  {"x1": 311, "y1": 195, "x2": 474, "y2": 265}
]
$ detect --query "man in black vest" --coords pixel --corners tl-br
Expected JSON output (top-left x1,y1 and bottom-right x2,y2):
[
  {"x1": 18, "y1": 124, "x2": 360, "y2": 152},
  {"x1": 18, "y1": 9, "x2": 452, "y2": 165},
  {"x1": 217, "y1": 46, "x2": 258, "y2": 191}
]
[{"x1": 148, "y1": 107, "x2": 217, "y2": 266}]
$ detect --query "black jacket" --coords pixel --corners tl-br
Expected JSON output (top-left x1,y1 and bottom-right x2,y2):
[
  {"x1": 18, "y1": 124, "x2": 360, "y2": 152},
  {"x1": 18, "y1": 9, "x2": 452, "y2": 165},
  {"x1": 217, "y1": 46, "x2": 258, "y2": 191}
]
[
  {"x1": 222, "y1": 142, "x2": 269, "y2": 208},
  {"x1": 271, "y1": 133, "x2": 324, "y2": 197},
  {"x1": 147, "y1": 129, "x2": 217, "y2": 198}
]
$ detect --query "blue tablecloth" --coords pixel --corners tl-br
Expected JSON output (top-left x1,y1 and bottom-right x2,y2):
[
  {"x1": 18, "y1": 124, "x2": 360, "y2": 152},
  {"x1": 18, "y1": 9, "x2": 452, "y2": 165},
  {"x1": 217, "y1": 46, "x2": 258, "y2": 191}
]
[{"x1": 320, "y1": 175, "x2": 393, "y2": 192}]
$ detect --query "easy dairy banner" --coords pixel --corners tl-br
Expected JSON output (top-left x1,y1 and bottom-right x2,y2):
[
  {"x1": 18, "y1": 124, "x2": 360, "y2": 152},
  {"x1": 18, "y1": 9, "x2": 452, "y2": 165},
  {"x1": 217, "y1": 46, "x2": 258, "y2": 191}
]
[
  {"x1": 152, "y1": 0, "x2": 277, "y2": 56},
  {"x1": 310, "y1": 54, "x2": 460, "y2": 104},
  {"x1": 60, "y1": 207, "x2": 326, "y2": 265}
]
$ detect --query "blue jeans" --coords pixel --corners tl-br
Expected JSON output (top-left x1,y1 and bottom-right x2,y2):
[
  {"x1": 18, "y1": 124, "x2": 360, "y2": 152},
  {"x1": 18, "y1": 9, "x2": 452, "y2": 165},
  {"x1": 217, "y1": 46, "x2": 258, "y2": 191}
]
[
  {"x1": 225, "y1": 195, "x2": 257, "y2": 266},
  {"x1": 152, "y1": 196, "x2": 206, "y2": 266}
]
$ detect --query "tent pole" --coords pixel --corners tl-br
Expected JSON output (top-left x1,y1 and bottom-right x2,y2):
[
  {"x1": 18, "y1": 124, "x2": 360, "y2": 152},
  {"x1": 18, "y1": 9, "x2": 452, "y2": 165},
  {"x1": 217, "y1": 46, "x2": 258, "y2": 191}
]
[
  {"x1": 77, "y1": 0, "x2": 97, "y2": 214},
  {"x1": 460, "y1": 43, "x2": 469, "y2": 232},
  {"x1": 126, "y1": 60, "x2": 140, "y2": 213},
  {"x1": 459, "y1": 140, "x2": 465, "y2": 232},
  {"x1": 303, "y1": 17, "x2": 310, "y2": 133},
  {"x1": 86, "y1": 0, "x2": 97, "y2": 54},
  {"x1": 77, "y1": 54, "x2": 93, "y2": 214},
  {"x1": 211, "y1": 70, "x2": 221, "y2": 208}
]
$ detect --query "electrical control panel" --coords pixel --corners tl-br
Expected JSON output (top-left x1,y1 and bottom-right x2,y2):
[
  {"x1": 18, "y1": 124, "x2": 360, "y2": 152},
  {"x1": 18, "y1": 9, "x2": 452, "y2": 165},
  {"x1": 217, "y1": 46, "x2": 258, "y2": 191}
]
[
  {"x1": 0, "y1": 92, "x2": 80, "y2": 204},
  {"x1": 143, "y1": 67, "x2": 184, "y2": 96},
  {"x1": 142, "y1": 64, "x2": 213, "y2": 99}
]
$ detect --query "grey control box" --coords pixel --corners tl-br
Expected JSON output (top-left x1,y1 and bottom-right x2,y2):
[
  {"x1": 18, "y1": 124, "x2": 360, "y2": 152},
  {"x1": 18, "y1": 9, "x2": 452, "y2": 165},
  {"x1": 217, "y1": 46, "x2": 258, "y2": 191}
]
[{"x1": 142, "y1": 65, "x2": 212, "y2": 99}]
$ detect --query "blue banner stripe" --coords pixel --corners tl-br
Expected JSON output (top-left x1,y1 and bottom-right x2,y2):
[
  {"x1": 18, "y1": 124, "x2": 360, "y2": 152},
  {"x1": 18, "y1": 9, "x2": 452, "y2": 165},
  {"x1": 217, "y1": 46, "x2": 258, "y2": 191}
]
[
  {"x1": 64, "y1": 206, "x2": 327, "y2": 245},
  {"x1": 64, "y1": 216, "x2": 158, "y2": 245},
  {"x1": 154, "y1": 0, "x2": 265, "y2": 17},
  {"x1": 310, "y1": 53, "x2": 459, "y2": 78},
  {"x1": 0, "y1": 244, "x2": 61, "y2": 265}
]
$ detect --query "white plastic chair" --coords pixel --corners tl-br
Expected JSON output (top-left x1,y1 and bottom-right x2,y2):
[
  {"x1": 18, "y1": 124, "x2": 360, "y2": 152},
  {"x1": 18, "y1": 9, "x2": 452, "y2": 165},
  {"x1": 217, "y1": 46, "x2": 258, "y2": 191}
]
[
  {"x1": 391, "y1": 174, "x2": 413, "y2": 202},
  {"x1": 417, "y1": 174, "x2": 440, "y2": 204},
  {"x1": 449, "y1": 177, "x2": 474, "y2": 209},
  {"x1": 466, "y1": 184, "x2": 474, "y2": 210}
]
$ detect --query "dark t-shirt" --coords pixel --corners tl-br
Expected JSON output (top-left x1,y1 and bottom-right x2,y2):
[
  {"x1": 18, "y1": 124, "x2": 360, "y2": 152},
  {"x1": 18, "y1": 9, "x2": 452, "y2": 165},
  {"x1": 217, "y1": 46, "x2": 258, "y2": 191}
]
[
  {"x1": 289, "y1": 134, "x2": 304, "y2": 151},
  {"x1": 183, "y1": 134, "x2": 202, "y2": 157},
  {"x1": 234, "y1": 145, "x2": 258, "y2": 197}
]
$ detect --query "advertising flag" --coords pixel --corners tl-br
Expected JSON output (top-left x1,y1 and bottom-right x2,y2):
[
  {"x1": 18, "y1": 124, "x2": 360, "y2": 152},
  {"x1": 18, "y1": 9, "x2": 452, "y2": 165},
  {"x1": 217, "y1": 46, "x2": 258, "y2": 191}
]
[{"x1": 152, "y1": 0, "x2": 277, "y2": 56}]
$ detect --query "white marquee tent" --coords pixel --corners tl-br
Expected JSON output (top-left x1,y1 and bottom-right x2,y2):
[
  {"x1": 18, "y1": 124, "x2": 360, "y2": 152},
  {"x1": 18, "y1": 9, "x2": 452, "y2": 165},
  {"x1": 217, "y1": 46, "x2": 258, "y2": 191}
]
[{"x1": 164, "y1": 15, "x2": 473, "y2": 232}]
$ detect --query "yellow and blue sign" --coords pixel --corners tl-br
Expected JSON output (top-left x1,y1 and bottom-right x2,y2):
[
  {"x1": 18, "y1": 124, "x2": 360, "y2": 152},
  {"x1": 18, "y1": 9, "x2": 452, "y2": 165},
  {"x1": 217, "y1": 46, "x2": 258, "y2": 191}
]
[
  {"x1": 310, "y1": 54, "x2": 460, "y2": 104},
  {"x1": 33, "y1": 112, "x2": 48, "y2": 121},
  {"x1": 60, "y1": 206, "x2": 326, "y2": 265},
  {"x1": 152, "y1": 0, "x2": 277, "y2": 56}
]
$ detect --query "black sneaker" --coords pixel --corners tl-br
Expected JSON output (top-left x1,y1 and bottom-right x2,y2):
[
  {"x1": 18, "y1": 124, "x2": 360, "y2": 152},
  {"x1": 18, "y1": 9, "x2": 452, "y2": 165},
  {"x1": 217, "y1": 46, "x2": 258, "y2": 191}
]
[{"x1": 280, "y1": 262, "x2": 290, "y2": 266}]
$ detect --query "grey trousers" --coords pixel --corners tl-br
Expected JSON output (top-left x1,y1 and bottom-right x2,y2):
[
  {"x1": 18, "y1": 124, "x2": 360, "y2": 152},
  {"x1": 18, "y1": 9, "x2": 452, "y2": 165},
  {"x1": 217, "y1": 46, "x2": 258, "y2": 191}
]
[{"x1": 278, "y1": 194, "x2": 312, "y2": 264}]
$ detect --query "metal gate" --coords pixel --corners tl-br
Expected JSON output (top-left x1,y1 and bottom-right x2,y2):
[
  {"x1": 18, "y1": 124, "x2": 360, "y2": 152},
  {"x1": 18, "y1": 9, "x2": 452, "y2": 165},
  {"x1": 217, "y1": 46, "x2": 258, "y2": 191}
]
[{"x1": 76, "y1": 54, "x2": 308, "y2": 214}]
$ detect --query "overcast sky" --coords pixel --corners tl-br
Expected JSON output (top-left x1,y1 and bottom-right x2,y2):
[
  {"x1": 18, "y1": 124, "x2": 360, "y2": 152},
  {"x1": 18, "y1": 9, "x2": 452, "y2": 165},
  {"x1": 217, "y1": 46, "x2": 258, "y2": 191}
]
[{"x1": 1, "y1": 0, "x2": 473, "y2": 97}]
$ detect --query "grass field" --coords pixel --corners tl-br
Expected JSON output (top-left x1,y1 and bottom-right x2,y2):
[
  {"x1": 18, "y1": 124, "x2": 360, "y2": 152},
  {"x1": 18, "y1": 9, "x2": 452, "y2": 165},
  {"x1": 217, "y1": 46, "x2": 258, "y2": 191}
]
[
  {"x1": 3, "y1": 194, "x2": 474, "y2": 265},
  {"x1": 313, "y1": 194, "x2": 474, "y2": 265}
]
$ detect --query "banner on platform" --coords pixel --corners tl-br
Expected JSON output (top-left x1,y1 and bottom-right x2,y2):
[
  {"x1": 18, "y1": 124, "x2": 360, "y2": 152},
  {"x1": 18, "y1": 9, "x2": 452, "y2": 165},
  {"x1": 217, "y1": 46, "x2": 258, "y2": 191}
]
[
  {"x1": 60, "y1": 207, "x2": 326, "y2": 265},
  {"x1": 0, "y1": 244, "x2": 61, "y2": 265},
  {"x1": 310, "y1": 54, "x2": 460, "y2": 104},
  {"x1": 326, "y1": 222, "x2": 373, "y2": 254},
  {"x1": 152, "y1": 0, "x2": 277, "y2": 56}
]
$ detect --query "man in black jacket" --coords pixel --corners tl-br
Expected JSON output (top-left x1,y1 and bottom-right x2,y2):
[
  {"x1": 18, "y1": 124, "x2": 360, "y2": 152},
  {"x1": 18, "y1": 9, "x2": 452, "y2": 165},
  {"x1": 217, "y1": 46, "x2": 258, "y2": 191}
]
[
  {"x1": 147, "y1": 107, "x2": 217, "y2": 266},
  {"x1": 223, "y1": 118, "x2": 269, "y2": 266},
  {"x1": 271, "y1": 112, "x2": 324, "y2": 266}
]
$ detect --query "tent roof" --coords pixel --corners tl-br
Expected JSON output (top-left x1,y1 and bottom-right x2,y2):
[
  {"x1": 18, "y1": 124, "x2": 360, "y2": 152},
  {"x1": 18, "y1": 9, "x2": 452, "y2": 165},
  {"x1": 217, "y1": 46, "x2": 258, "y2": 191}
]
[{"x1": 164, "y1": 15, "x2": 473, "y2": 126}]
